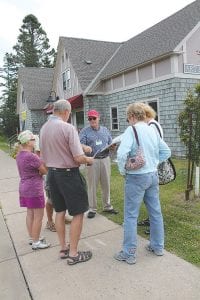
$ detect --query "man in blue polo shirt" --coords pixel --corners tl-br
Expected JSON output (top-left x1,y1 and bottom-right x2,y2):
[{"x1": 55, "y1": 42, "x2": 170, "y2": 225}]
[{"x1": 79, "y1": 109, "x2": 118, "y2": 218}]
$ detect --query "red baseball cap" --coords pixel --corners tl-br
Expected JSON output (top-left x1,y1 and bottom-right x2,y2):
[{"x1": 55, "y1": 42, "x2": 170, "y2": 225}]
[{"x1": 87, "y1": 110, "x2": 100, "y2": 117}]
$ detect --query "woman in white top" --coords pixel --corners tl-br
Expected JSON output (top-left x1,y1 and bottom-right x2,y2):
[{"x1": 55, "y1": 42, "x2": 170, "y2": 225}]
[
  {"x1": 114, "y1": 103, "x2": 170, "y2": 264},
  {"x1": 137, "y1": 104, "x2": 163, "y2": 232}
]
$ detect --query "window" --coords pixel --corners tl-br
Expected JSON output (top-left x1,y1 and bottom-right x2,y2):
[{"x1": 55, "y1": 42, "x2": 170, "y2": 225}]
[
  {"x1": 22, "y1": 91, "x2": 25, "y2": 103},
  {"x1": 62, "y1": 72, "x2": 66, "y2": 90},
  {"x1": 142, "y1": 99, "x2": 159, "y2": 121},
  {"x1": 110, "y1": 106, "x2": 119, "y2": 130},
  {"x1": 66, "y1": 68, "x2": 71, "y2": 89},
  {"x1": 148, "y1": 101, "x2": 158, "y2": 121},
  {"x1": 62, "y1": 69, "x2": 71, "y2": 91},
  {"x1": 76, "y1": 111, "x2": 84, "y2": 132}
]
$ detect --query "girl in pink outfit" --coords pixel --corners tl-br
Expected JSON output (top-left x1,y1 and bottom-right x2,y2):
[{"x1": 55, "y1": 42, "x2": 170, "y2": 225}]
[{"x1": 16, "y1": 130, "x2": 50, "y2": 250}]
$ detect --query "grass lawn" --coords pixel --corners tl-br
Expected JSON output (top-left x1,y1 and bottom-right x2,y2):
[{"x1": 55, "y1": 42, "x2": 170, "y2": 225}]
[
  {"x1": 97, "y1": 159, "x2": 200, "y2": 267},
  {"x1": 0, "y1": 136, "x2": 10, "y2": 153}
]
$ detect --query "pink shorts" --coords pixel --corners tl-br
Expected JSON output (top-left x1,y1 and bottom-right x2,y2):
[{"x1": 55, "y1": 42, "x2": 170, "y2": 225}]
[{"x1": 20, "y1": 196, "x2": 45, "y2": 209}]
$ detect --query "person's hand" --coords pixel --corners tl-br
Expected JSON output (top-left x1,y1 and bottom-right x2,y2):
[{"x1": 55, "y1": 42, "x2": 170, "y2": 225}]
[
  {"x1": 86, "y1": 156, "x2": 94, "y2": 166},
  {"x1": 83, "y1": 145, "x2": 92, "y2": 154},
  {"x1": 109, "y1": 143, "x2": 117, "y2": 151}
]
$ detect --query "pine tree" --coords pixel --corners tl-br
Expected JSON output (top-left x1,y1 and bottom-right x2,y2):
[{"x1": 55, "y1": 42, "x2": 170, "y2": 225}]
[
  {"x1": 13, "y1": 14, "x2": 55, "y2": 67},
  {"x1": 0, "y1": 53, "x2": 19, "y2": 136},
  {"x1": 0, "y1": 14, "x2": 56, "y2": 136}
]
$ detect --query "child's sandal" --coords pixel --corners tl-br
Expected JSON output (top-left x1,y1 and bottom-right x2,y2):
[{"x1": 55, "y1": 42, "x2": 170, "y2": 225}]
[{"x1": 67, "y1": 251, "x2": 92, "y2": 265}]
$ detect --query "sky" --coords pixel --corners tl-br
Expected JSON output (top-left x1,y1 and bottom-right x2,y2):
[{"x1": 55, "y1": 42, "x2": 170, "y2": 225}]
[{"x1": 0, "y1": 0, "x2": 194, "y2": 68}]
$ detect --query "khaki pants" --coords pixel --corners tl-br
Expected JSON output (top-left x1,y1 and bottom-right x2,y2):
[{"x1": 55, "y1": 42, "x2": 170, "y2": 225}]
[{"x1": 86, "y1": 157, "x2": 112, "y2": 212}]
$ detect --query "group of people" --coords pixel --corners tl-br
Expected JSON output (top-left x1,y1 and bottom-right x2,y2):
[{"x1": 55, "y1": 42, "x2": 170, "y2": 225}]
[{"x1": 16, "y1": 99, "x2": 171, "y2": 266}]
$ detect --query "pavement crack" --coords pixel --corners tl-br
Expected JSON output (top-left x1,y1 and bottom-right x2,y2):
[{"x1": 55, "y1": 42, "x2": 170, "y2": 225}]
[{"x1": 1, "y1": 210, "x2": 33, "y2": 300}]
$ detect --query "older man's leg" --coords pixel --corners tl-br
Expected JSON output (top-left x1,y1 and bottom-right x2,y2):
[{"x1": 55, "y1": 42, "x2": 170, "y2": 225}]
[
  {"x1": 69, "y1": 213, "x2": 84, "y2": 256},
  {"x1": 55, "y1": 211, "x2": 66, "y2": 250}
]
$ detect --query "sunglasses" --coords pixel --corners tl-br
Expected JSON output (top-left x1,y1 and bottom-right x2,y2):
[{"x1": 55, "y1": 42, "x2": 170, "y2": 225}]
[
  {"x1": 30, "y1": 138, "x2": 35, "y2": 141},
  {"x1": 88, "y1": 117, "x2": 97, "y2": 121}
]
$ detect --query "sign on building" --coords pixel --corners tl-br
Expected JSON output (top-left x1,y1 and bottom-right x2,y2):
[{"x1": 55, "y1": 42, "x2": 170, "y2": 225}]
[{"x1": 184, "y1": 64, "x2": 200, "y2": 75}]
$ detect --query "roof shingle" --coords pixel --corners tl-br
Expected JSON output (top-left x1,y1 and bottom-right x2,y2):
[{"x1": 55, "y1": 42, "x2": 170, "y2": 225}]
[
  {"x1": 18, "y1": 67, "x2": 54, "y2": 109},
  {"x1": 60, "y1": 37, "x2": 121, "y2": 90},
  {"x1": 100, "y1": 0, "x2": 200, "y2": 79}
]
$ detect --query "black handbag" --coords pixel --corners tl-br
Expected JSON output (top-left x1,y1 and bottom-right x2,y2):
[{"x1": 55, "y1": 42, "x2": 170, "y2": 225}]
[{"x1": 158, "y1": 158, "x2": 176, "y2": 185}]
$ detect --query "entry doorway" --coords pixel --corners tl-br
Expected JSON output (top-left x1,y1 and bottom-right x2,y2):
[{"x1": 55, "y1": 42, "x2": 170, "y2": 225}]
[{"x1": 71, "y1": 110, "x2": 84, "y2": 133}]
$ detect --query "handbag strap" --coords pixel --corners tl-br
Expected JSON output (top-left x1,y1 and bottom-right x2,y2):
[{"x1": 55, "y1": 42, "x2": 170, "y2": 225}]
[
  {"x1": 149, "y1": 121, "x2": 162, "y2": 138},
  {"x1": 131, "y1": 126, "x2": 140, "y2": 146}
]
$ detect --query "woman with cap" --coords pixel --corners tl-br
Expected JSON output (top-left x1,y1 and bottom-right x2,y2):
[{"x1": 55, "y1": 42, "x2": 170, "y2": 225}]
[
  {"x1": 16, "y1": 130, "x2": 50, "y2": 250},
  {"x1": 79, "y1": 109, "x2": 118, "y2": 218}
]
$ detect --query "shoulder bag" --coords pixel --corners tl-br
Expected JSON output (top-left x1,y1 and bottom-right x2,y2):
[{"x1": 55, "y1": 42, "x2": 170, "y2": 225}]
[
  {"x1": 149, "y1": 121, "x2": 176, "y2": 185},
  {"x1": 125, "y1": 126, "x2": 146, "y2": 170}
]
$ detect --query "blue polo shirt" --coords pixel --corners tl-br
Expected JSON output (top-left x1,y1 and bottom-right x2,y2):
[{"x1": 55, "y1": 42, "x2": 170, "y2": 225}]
[{"x1": 79, "y1": 126, "x2": 112, "y2": 157}]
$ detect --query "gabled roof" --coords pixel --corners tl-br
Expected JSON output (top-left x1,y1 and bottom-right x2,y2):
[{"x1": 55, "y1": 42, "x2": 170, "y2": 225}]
[
  {"x1": 18, "y1": 67, "x2": 54, "y2": 110},
  {"x1": 60, "y1": 37, "x2": 121, "y2": 91},
  {"x1": 99, "y1": 0, "x2": 200, "y2": 79}
]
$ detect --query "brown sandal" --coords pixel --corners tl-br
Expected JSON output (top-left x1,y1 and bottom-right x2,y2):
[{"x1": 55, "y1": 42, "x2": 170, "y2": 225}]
[
  {"x1": 46, "y1": 222, "x2": 56, "y2": 232},
  {"x1": 60, "y1": 249, "x2": 69, "y2": 259},
  {"x1": 67, "y1": 251, "x2": 92, "y2": 265}
]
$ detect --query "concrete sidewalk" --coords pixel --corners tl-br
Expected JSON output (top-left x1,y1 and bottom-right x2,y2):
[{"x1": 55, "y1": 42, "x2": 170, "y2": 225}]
[{"x1": 0, "y1": 149, "x2": 200, "y2": 300}]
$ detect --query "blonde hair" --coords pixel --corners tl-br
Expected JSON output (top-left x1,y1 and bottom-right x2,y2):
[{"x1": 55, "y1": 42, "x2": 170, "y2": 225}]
[
  {"x1": 126, "y1": 102, "x2": 146, "y2": 121},
  {"x1": 140, "y1": 103, "x2": 156, "y2": 119}
]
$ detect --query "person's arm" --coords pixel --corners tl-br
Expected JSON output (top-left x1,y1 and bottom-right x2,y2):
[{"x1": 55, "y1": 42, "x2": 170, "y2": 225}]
[
  {"x1": 38, "y1": 163, "x2": 48, "y2": 175},
  {"x1": 159, "y1": 139, "x2": 171, "y2": 162},
  {"x1": 82, "y1": 144, "x2": 92, "y2": 154},
  {"x1": 79, "y1": 128, "x2": 93, "y2": 154},
  {"x1": 74, "y1": 154, "x2": 94, "y2": 165},
  {"x1": 69, "y1": 126, "x2": 94, "y2": 164},
  {"x1": 117, "y1": 127, "x2": 134, "y2": 175}
]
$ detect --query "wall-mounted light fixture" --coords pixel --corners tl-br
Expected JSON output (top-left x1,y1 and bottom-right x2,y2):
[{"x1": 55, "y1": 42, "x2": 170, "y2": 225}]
[{"x1": 47, "y1": 91, "x2": 59, "y2": 102}]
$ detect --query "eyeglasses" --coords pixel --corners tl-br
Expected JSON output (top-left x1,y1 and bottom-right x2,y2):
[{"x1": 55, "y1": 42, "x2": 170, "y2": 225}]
[
  {"x1": 88, "y1": 117, "x2": 97, "y2": 121},
  {"x1": 30, "y1": 139, "x2": 35, "y2": 141}
]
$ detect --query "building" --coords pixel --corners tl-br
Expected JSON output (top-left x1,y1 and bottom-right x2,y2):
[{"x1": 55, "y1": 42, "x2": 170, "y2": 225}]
[
  {"x1": 17, "y1": 0, "x2": 200, "y2": 156},
  {"x1": 17, "y1": 67, "x2": 54, "y2": 133}
]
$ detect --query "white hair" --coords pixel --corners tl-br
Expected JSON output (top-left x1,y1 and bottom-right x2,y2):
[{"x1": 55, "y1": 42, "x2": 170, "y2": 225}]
[{"x1": 53, "y1": 99, "x2": 71, "y2": 113}]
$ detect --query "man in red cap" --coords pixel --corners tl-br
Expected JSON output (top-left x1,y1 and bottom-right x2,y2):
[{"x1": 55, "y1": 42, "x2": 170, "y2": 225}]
[{"x1": 79, "y1": 109, "x2": 118, "y2": 218}]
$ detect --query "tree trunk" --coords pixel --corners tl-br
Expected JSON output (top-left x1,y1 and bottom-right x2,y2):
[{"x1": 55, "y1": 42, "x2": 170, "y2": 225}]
[{"x1": 195, "y1": 165, "x2": 199, "y2": 197}]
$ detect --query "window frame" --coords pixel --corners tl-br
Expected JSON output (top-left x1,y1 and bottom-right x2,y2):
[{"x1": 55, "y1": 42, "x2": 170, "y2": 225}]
[
  {"x1": 62, "y1": 68, "x2": 71, "y2": 91},
  {"x1": 62, "y1": 72, "x2": 66, "y2": 90},
  {"x1": 21, "y1": 91, "x2": 25, "y2": 103},
  {"x1": 110, "y1": 105, "x2": 119, "y2": 131},
  {"x1": 66, "y1": 68, "x2": 71, "y2": 89},
  {"x1": 140, "y1": 98, "x2": 160, "y2": 122}
]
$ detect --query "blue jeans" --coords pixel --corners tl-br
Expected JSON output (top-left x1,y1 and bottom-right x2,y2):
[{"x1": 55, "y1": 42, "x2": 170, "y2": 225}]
[{"x1": 123, "y1": 172, "x2": 164, "y2": 256}]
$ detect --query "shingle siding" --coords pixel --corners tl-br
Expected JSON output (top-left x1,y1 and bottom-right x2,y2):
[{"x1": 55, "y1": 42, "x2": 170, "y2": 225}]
[
  {"x1": 31, "y1": 111, "x2": 48, "y2": 134},
  {"x1": 16, "y1": 1, "x2": 200, "y2": 158},
  {"x1": 84, "y1": 77, "x2": 199, "y2": 157}
]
